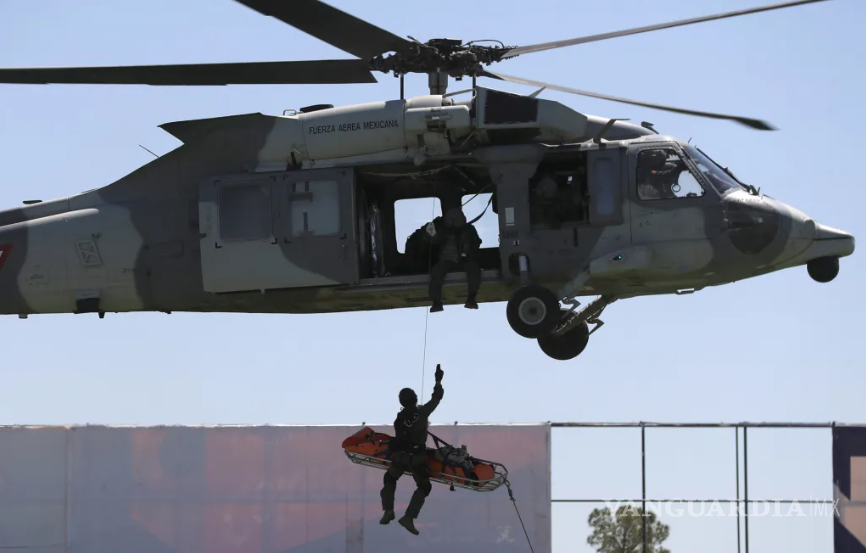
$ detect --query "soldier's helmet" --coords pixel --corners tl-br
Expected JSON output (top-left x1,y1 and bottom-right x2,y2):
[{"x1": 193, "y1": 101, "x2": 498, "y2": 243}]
[
  {"x1": 399, "y1": 388, "x2": 418, "y2": 408},
  {"x1": 647, "y1": 149, "x2": 668, "y2": 169}
]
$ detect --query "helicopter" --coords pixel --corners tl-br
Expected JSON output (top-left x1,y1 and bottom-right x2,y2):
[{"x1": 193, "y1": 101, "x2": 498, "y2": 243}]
[{"x1": 0, "y1": 0, "x2": 854, "y2": 361}]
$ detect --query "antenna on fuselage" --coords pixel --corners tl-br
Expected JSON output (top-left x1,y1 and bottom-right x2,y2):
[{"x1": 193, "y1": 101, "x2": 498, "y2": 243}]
[{"x1": 139, "y1": 144, "x2": 159, "y2": 158}]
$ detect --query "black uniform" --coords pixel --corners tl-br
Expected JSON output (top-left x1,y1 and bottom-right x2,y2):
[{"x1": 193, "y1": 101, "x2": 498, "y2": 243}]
[
  {"x1": 403, "y1": 216, "x2": 445, "y2": 274},
  {"x1": 428, "y1": 208, "x2": 482, "y2": 309},
  {"x1": 380, "y1": 381, "x2": 444, "y2": 520}
]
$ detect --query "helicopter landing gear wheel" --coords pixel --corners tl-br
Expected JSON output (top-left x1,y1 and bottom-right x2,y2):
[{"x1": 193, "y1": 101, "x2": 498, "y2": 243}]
[
  {"x1": 537, "y1": 309, "x2": 590, "y2": 361},
  {"x1": 506, "y1": 284, "x2": 560, "y2": 339}
]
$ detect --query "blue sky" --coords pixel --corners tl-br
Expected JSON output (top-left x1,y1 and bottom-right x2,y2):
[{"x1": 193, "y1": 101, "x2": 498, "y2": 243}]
[{"x1": 1, "y1": 0, "x2": 864, "y2": 551}]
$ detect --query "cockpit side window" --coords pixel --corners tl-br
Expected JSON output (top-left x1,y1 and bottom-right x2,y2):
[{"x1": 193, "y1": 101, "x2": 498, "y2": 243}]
[{"x1": 636, "y1": 148, "x2": 704, "y2": 201}]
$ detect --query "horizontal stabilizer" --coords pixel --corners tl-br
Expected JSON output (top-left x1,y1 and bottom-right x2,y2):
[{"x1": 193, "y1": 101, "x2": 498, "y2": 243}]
[{"x1": 159, "y1": 113, "x2": 270, "y2": 143}]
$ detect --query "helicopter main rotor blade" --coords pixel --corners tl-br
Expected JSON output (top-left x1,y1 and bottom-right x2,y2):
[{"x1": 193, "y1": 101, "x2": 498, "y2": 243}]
[
  {"x1": 482, "y1": 70, "x2": 775, "y2": 130},
  {"x1": 233, "y1": 0, "x2": 414, "y2": 60},
  {"x1": 503, "y1": 0, "x2": 829, "y2": 59},
  {"x1": 0, "y1": 60, "x2": 377, "y2": 85}
]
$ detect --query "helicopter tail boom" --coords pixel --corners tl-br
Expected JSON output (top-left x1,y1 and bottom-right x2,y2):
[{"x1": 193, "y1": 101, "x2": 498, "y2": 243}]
[{"x1": 0, "y1": 204, "x2": 148, "y2": 317}]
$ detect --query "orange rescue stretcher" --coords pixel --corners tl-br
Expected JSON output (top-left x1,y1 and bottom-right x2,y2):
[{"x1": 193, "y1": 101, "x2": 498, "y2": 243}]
[{"x1": 341, "y1": 426, "x2": 508, "y2": 492}]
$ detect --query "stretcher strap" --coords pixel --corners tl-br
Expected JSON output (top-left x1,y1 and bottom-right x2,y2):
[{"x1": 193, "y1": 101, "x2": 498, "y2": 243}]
[
  {"x1": 427, "y1": 430, "x2": 450, "y2": 449},
  {"x1": 427, "y1": 431, "x2": 459, "y2": 489},
  {"x1": 428, "y1": 431, "x2": 535, "y2": 553}
]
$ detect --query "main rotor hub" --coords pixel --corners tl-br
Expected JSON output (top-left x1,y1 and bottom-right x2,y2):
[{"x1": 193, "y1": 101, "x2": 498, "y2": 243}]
[
  {"x1": 369, "y1": 38, "x2": 515, "y2": 79},
  {"x1": 426, "y1": 38, "x2": 464, "y2": 52}
]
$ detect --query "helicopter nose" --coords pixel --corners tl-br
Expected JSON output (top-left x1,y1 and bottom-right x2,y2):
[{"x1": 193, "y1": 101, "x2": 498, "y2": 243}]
[
  {"x1": 769, "y1": 202, "x2": 855, "y2": 280},
  {"x1": 774, "y1": 203, "x2": 816, "y2": 263},
  {"x1": 800, "y1": 224, "x2": 855, "y2": 283},
  {"x1": 813, "y1": 223, "x2": 855, "y2": 254},
  {"x1": 809, "y1": 223, "x2": 856, "y2": 262},
  {"x1": 779, "y1": 206, "x2": 855, "y2": 262}
]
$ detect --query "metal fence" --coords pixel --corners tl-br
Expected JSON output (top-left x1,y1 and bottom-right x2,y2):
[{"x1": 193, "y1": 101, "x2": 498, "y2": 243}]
[{"x1": 547, "y1": 422, "x2": 858, "y2": 553}]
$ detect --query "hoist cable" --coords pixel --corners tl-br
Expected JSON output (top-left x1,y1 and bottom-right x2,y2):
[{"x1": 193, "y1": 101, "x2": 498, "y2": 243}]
[
  {"x1": 420, "y1": 184, "x2": 437, "y2": 398},
  {"x1": 420, "y1": 310, "x2": 430, "y2": 399}
]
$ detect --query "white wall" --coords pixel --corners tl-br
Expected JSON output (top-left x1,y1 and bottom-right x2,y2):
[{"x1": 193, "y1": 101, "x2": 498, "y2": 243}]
[{"x1": 0, "y1": 424, "x2": 551, "y2": 553}]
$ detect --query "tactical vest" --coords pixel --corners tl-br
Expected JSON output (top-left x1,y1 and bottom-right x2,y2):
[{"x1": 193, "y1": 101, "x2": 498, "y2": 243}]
[{"x1": 392, "y1": 408, "x2": 426, "y2": 452}]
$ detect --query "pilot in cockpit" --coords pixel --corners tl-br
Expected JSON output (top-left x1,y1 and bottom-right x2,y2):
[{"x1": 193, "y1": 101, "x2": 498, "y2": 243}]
[{"x1": 637, "y1": 149, "x2": 684, "y2": 200}]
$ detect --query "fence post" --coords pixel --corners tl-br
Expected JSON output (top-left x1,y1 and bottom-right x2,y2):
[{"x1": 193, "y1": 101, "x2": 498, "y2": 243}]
[
  {"x1": 641, "y1": 423, "x2": 647, "y2": 553},
  {"x1": 736, "y1": 425, "x2": 742, "y2": 553},
  {"x1": 743, "y1": 426, "x2": 749, "y2": 553}
]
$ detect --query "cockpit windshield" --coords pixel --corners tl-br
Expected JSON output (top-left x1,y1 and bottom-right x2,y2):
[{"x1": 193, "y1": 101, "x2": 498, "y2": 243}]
[{"x1": 682, "y1": 144, "x2": 746, "y2": 194}]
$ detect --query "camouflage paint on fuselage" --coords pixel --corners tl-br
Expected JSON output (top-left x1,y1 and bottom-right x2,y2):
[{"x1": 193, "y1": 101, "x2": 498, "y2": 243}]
[{"x1": 0, "y1": 95, "x2": 855, "y2": 319}]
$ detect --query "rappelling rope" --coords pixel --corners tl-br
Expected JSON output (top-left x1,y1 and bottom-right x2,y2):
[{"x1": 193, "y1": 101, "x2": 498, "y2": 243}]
[
  {"x1": 420, "y1": 308, "x2": 430, "y2": 399},
  {"x1": 420, "y1": 184, "x2": 438, "y2": 399}
]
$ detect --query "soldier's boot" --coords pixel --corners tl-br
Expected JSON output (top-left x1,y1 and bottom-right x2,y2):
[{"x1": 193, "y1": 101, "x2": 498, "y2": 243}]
[
  {"x1": 430, "y1": 301, "x2": 443, "y2": 312},
  {"x1": 464, "y1": 294, "x2": 478, "y2": 310},
  {"x1": 379, "y1": 510, "x2": 395, "y2": 525},
  {"x1": 398, "y1": 515, "x2": 419, "y2": 535}
]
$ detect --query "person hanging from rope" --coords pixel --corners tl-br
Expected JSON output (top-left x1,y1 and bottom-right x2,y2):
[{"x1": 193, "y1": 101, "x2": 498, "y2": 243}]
[
  {"x1": 428, "y1": 207, "x2": 482, "y2": 312},
  {"x1": 379, "y1": 364, "x2": 445, "y2": 535}
]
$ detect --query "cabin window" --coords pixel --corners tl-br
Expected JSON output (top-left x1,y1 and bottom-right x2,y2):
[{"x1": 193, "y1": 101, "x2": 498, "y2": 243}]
[
  {"x1": 219, "y1": 184, "x2": 272, "y2": 241},
  {"x1": 289, "y1": 180, "x2": 340, "y2": 236},
  {"x1": 636, "y1": 148, "x2": 704, "y2": 200},
  {"x1": 592, "y1": 157, "x2": 616, "y2": 216},
  {"x1": 395, "y1": 197, "x2": 442, "y2": 254},
  {"x1": 529, "y1": 167, "x2": 588, "y2": 228}
]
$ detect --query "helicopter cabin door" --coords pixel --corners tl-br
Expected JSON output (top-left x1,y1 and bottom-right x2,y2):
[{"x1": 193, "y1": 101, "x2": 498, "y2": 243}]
[
  {"x1": 198, "y1": 168, "x2": 358, "y2": 294},
  {"x1": 627, "y1": 142, "x2": 717, "y2": 245},
  {"x1": 586, "y1": 148, "x2": 625, "y2": 227}
]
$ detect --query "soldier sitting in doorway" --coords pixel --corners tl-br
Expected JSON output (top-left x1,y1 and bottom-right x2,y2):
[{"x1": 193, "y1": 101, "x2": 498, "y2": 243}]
[
  {"x1": 403, "y1": 215, "x2": 445, "y2": 274},
  {"x1": 427, "y1": 207, "x2": 482, "y2": 312}
]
